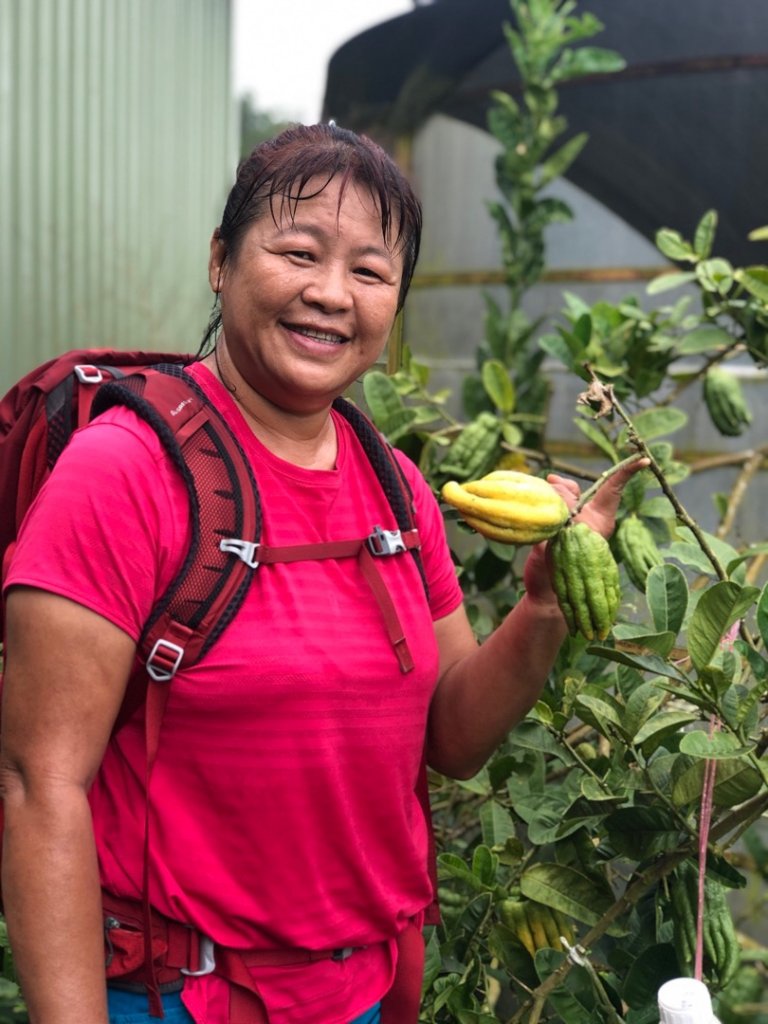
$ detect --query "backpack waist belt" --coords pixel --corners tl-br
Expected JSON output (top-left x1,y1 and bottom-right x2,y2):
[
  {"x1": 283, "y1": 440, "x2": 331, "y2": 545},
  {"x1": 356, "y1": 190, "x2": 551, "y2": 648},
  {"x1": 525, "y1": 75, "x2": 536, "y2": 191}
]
[{"x1": 102, "y1": 890, "x2": 360, "y2": 1021}]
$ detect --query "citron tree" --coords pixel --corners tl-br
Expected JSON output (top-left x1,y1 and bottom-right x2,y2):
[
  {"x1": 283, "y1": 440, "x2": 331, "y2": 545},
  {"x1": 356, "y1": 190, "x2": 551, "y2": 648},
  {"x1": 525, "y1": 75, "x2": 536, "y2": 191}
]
[{"x1": 363, "y1": 3, "x2": 768, "y2": 1021}]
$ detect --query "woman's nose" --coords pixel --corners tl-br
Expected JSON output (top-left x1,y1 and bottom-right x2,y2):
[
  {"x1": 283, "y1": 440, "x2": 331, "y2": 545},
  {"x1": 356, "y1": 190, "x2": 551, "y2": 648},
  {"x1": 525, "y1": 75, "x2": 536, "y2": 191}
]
[{"x1": 302, "y1": 263, "x2": 352, "y2": 311}]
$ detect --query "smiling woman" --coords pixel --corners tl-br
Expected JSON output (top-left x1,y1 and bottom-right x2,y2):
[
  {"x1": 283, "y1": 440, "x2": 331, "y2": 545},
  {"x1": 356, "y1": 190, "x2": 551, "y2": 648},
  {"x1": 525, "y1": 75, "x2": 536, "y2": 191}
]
[{"x1": 1, "y1": 122, "x2": 644, "y2": 1024}]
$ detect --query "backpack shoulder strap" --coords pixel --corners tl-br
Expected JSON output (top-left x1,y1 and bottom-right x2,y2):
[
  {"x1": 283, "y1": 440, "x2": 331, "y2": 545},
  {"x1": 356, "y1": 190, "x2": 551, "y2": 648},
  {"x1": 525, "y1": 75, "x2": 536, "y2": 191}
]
[
  {"x1": 332, "y1": 396, "x2": 442, "y2": 924},
  {"x1": 332, "y1": 395, "x2": 429, "y2": 601},
  {"x1": 91, "y1": 363, "x2": 261, "y2": 679}
]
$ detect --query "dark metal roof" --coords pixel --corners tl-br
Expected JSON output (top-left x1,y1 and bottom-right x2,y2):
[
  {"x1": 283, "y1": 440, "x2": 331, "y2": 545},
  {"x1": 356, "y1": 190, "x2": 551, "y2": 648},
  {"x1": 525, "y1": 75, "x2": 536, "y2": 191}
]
[{"x1": 323, "y1": 0, "x2": 768, "y2": 266}]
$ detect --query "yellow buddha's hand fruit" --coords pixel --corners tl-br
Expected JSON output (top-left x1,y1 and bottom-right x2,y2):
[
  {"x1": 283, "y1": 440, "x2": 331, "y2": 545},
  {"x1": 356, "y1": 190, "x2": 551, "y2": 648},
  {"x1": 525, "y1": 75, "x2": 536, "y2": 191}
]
[
  {"x1": 549, "y1": 522, "x2": 621, "y2": 641},
  {"x1": 441, "y1": 470, "x2": 570, "y2": 546}
]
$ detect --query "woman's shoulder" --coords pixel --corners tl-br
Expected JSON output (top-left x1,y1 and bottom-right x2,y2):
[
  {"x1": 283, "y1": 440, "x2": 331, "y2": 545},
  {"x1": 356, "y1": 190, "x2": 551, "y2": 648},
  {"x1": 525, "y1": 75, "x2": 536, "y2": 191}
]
[{"x1": 83, "y1": 403, "x2": 178, "y2": 463}]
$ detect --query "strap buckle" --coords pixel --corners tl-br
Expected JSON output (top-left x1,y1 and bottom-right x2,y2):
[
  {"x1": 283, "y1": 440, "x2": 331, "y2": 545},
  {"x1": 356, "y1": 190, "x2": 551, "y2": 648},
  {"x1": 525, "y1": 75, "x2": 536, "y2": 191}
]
[
  {"x1": 180, "y1": 935, "x2": 216, "y2": 977},
  {"x1": 219, "y1": 538, "x2": 259, "y2": 568},
  {"x1": 146, "y1": 639, "x2": 184, "y2": 682},
  {"x1": 366, "y1": 526, "x2": 405, "y2": 557},
  {"x1": 74, "y1": 364, "x2": 105, "y2": 384}
]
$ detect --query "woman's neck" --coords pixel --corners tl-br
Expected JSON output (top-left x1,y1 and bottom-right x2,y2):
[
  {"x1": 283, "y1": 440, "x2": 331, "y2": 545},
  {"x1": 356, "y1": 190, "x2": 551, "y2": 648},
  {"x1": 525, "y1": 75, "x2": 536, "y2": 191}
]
[{"x1": 203, "y1": 343, "x2": 338, "y2": 470}]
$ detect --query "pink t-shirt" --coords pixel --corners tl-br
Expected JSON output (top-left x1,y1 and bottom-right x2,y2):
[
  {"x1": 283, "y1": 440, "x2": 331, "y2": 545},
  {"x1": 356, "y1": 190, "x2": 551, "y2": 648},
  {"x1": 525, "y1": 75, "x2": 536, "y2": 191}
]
[{"x1": 5, "y1": 363, "x2": 463, "y2": 1023}]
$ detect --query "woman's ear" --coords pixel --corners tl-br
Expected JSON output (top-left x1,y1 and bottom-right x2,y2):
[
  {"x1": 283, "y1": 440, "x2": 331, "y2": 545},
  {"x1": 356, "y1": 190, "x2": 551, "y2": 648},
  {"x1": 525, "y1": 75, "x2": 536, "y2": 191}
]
[{"x1": 208, "y1": 228, "x2": 227, "y2": 294}]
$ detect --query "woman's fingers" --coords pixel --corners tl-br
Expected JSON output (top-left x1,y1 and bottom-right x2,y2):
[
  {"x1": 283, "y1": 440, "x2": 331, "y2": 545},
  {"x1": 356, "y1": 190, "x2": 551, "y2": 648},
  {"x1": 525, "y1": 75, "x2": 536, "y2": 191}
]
[{"x1": 547, "y1": 456, "x2": 650, "y2": 537}]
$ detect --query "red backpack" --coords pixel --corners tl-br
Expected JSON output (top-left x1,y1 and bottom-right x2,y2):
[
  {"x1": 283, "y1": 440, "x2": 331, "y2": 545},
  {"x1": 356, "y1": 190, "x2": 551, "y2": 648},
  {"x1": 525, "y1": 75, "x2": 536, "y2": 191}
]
[
  {"x1": 0, "y1": 348, "x2": 436, "y2": 1018},
  {"x1": 0, "y1": 348, "x2": 428, "y2": 664}
]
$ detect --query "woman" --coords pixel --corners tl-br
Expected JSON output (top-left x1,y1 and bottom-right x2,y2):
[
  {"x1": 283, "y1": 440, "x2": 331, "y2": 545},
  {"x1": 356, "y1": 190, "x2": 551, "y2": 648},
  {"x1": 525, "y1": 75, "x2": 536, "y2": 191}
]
[{"x1": 1, "y1": 123, "x2": 642, "y2": 1024}]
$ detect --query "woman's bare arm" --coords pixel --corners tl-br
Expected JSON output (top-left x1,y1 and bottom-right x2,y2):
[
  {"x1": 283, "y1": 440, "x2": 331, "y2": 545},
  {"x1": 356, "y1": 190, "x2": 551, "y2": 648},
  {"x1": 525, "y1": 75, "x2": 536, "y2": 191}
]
[{"x1": 1, "y1": 588, "x2": 136, "y2": 1024}]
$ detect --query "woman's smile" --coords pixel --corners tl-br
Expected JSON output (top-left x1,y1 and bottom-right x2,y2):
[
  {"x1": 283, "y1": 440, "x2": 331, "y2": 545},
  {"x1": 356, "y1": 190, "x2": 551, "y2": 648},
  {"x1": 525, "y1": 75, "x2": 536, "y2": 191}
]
[{"x1": 283, "y1": 322, "x2": 349, "y2": 348}]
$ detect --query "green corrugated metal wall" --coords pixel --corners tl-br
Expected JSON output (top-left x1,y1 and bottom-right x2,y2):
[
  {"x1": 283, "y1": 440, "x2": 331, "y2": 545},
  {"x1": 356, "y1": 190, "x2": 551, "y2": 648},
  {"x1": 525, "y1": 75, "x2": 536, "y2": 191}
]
[{"x1": 0, "y1": 0, "x2": 236, "y2": 389}]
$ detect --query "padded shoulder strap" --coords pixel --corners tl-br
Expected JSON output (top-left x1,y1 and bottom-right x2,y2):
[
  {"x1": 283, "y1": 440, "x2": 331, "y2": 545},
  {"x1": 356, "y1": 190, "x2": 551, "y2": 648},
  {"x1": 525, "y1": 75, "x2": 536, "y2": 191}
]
[
  {"x1": 91, "y1": 364, "x2": 261, "y2": 677},
  {"x1": 333, "y1": 396, "x2": 429, "y2": 600}
]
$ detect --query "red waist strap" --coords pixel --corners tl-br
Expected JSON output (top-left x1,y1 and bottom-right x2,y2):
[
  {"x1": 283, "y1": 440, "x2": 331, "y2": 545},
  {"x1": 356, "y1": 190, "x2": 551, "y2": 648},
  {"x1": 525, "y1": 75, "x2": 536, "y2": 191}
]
[
  {"x1": 102, "y1": 892, "x2": 425, "y2": 1023},
  {"x1": 102, "y1": 892, "x2": 356, "y2": 1021}
]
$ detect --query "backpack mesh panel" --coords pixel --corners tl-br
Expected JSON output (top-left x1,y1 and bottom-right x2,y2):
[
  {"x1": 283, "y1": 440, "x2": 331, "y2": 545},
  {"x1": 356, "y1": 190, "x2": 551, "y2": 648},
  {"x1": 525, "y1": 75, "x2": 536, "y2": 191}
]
[
  {"x1": 45, "y1": 377, "x2": 76, "y2": 469},
  {"x1": 92, "y1": 366, "x2": 262, "y2": 662}
]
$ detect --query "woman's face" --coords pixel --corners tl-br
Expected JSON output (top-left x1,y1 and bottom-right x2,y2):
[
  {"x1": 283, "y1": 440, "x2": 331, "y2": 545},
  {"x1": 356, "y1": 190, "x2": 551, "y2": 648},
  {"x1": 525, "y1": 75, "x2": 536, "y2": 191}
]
[{"x1": 209, "y1": 175, "x2": 404, "y2": 415}]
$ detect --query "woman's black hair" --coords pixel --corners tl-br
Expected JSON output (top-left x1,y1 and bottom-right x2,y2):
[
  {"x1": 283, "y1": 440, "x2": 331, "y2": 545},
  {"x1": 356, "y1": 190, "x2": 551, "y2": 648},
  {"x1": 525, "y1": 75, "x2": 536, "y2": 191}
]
[{"x1": 199, "y1": 122, "x2": 422, "y2": 354}]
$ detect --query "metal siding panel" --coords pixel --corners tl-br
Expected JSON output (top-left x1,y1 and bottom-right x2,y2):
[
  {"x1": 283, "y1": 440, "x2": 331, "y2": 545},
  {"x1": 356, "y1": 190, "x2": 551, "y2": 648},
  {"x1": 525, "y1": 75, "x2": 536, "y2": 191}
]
[{"x1": 0, "y1": 0, "x2": 234, "y2": 389}]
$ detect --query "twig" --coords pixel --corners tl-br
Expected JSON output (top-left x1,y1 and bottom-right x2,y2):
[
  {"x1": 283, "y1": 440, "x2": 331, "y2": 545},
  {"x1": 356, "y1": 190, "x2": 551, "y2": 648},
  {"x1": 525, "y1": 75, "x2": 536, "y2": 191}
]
[{"x1": 716, "y1": 447, "x2": 766, "y2": 539}]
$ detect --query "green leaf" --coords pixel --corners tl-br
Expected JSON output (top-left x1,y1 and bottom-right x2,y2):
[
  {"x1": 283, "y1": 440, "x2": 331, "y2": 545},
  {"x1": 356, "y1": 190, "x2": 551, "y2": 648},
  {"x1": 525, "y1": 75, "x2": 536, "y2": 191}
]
[
  {"x1": 588, "y1": 645, "x2": 687, "y2": 682},
  {"x1": 604, "y1": 806, "x2": 683, "y2": 858},
  {"x1": 479, "y1": 800, "x2": 517, "y2": 849},
  {"x1": 698, "y1": 663, "x2": 733, "y2": 698},
  {"x1": 656, "y1": 229, "x2": 697, "y2": 263},
  {"x1": 672, "y1": 754, "x2": 764, "y2": 808},
  {"x1": 481, "y1": 359, "x2": 515, "y2": 414},
  {"x1": 575, "y1": 690, "x2": 628, "y2": 742},
  {"x1": 552, "y1": 46, "x2": 626, "y2": 82},
  {"x1": 622, "y1": 943, "x2": 680, "y2": 1008},
  {"x1": 622, "y1": 679, "x2": 666, "y2": 732},
  {"x1": 748, "y1": 225, "x2": 768, "y2": 241},
  {"x1": 472, "y1": 844, "x2": 499, "y2": 886},
  {"x1": 633, "y1": 710, "x2": 698, "y2": 750},
  {"x1": 676, "y1": 324, "x2": 733, "y2": 355},
  {"x1": 688, "y1": 581, "x2": 760, "y2": 671},
  {"x1": 667, "y1": 541, "x2": 719, "y2": 576},
  {"x1": 456, "y1": 1012, "x2": 500, "y2": 1024},
  {"x1": 737, "y1": 265, "x2": 768, "y2": 303},
  {"x1": 422, "y1": 929, "x2": 442, "y2": 991},
  {"x1": 693, "y1": 209, "x2": 718, "y2": 259},
  {"x1": 520, "y1": 862, "x2": 614, "y2": 926},
  {"x1": 646, "y1": 270, "x2": 697, "y2": 294},
  {"x1": 509, "y1": 719, "x2": 573, "y2": 762},
  {"x1": 757, "y1": 583, "x2": 768, "y2": 649},
  {"x1": 539, "y1": 331, "x2": 577, "y2": 369},
  {"x1": 678, "y1": 730, "x2": 752, "y2": 760},
  {"x1": 612, "y1": 625, "x2": 678, "y2": 658},
  {"x1": 696, "y1": 257, "x2": 734, "y2": 295},
  {"x1": 709, "y1": 757, "x2": 765, "y2": 807},
  {"x1": 639, "y1": 495, "x2": 675, "y2": 519},
  {"x1": 646, "y1": 563, "x2": 689, "y2": 635},
  {"x1": 574, "y1": 416, "x2": 618, "y2": 461},
  {"x1": 500, "y1": 421, "x2": 523, "y2": 446},
  {"x1": 362, "y1": 371, "x2": 417, "y2": 441},
  {"x1": 516, "y1": 791, "x2": 583, "y2": 845},
  {"x1": 438, "y1": 853, "x2": 494, "y2": 893},
  {"x1": 674, "y1": 527, "x2": 745, "y2": 577},
  {"x1": 620, "y1": 406, "x2": 687, "y2": 444},
  {"x1": 539, "y1": 132, "x2": 588, "y2": 186}
]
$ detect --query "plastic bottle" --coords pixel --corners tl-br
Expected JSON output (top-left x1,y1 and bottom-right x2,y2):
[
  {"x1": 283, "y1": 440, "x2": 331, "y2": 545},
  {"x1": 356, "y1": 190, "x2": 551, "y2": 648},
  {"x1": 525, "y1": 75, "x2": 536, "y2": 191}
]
[{"x1": 657, "y1": 977, "x2": 721, "y2": 1024}]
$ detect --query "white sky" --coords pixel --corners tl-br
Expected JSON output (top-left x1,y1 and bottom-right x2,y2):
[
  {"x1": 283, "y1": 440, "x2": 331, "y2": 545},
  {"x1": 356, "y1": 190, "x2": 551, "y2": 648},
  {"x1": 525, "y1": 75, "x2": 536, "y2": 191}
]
[{"x1": 233, "y1": 0, "x2": 414, "y2": 123}]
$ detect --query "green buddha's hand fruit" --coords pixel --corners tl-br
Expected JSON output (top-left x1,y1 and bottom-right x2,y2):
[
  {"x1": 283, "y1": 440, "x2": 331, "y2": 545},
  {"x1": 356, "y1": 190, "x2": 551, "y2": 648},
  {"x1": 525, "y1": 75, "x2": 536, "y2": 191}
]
[
  {"x1": 441, "y1": 470, "x2": 570, "y2": 546},
  {"x1": 439, "y1": 412, "x2": 502, "y2": 481},
  {"x1": 670, "y1": 860, "x2": 740, "y2": 990},
  {"x1": 703, "y1": 367, "x2": 752, "y2": 437},
  {"x1": 549, "y1": 522, "x2": 620, "y2": 641},
  {"x1": 614, "y1": 514, "x2": 663, "y2": 591}
]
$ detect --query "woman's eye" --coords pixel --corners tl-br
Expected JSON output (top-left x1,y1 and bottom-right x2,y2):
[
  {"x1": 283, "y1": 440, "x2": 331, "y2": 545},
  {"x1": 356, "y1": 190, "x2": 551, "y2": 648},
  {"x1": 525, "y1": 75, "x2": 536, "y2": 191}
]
[
  {"x1": 287, "y1": 250, "x2": 313, "y2": 261},
  {"x1": 355, "y1": 266, "x2": 382, "y2": 280}
]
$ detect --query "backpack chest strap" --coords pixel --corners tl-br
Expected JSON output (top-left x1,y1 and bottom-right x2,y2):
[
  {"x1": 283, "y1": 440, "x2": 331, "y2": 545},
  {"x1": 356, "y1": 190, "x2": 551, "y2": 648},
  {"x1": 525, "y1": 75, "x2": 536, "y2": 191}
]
[{"x1": 226, "y1": 527, "x2": 421, "y2": 675}]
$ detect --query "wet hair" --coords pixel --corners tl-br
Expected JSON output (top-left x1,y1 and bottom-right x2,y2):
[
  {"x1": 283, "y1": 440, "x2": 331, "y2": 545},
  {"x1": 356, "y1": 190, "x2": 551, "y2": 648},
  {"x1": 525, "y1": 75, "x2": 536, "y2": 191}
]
[{"x1": 199, "y1": 122, "x2": 422, "y2": 354}]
